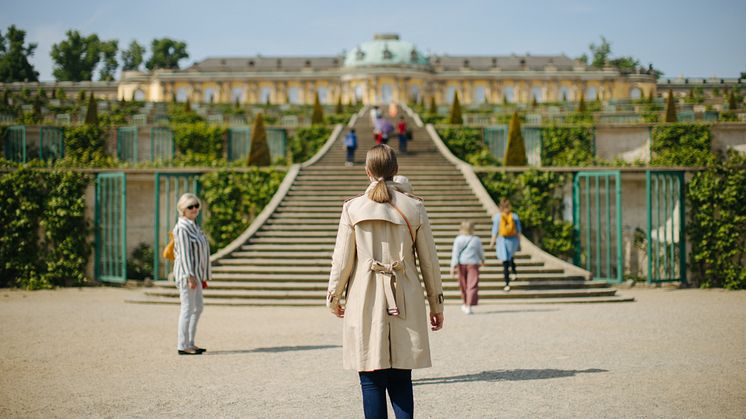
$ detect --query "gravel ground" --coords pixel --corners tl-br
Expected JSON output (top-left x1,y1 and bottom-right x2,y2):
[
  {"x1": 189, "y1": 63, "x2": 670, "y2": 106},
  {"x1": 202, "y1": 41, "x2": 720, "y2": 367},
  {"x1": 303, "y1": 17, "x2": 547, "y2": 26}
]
[{"x1": 0, "y1": 287, "x2": 744, "y2": 418}]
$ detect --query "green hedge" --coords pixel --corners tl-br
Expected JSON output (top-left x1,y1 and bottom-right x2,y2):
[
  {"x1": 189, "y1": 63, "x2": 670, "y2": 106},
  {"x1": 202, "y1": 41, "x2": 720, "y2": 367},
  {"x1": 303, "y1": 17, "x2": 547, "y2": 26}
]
[
  {"x1": 289, "y1": 126, "x2": 332, "y2": 164},
  {"x1": 201, "y1": 168, "x2": 286, "y2": 250},
  {"x1": 540, "y1": 125, "x2": 595, "y2": 166},
  {"x1": 0, "y1": 168, "x2": 90, "y2": 289},
  {"x1": 687, "y1": 150, "x2": 746, "y2": 289},
  {"x1": 479, "y1": 170, "x2": 573, "y2": 260},
  {"x1": 172, "y1": 122, "x2": 226, "y2": 159},
  {"x1": 651, "y1": 123, "x2": 714, "y2": 166},
  {"x1": 437, "y1": 126, "x2": 498, "y2": 166}
]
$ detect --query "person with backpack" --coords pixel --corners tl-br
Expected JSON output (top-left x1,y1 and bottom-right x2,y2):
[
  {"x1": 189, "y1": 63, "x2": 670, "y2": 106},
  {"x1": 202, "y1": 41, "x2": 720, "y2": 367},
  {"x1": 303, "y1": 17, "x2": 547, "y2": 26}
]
[
  {"x1": 490, "y1": 198, "x2": 522, "y2": 291},
  {"x1": 344, "y1": 128, "x2": 358, "y2": 166},
  {"x1": 450, "y1": 221, "x2": 485, "y2": 314}
]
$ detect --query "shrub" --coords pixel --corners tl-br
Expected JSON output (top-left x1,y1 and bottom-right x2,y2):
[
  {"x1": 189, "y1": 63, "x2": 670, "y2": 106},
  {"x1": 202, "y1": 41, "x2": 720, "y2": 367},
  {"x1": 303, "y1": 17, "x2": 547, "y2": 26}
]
[
  {"x1": 289, "y1": 126, "x2": 332, "y2": 163},
  {"x1": 172, "y1": 122, "x2": 225, "y2": 159},
  {"x1": 449, "y1": 92, "x2": 463, "y2": 125},
  {"x1": 200, "y1": 168, "x2": 286, "y2": 250},
  {"x1": 540, "y1": 125, "x2": 595, "y2": 166},
  {"x1": 85, "y1": 93, "x2": 98, "y2": 125},
  {"x1": 651, "y1": 123, "x2": 714, "y2": 167},
  {"x1": 127, "y1": 243, "x2": 154, "y2": 280},
  {"x1": 311, "y1": 92, "x2": 324, "y2": 125},
  {"x1": 664, "y1": 89, "x2": 677, "y2": 122},
  {"x1": 437, "y1": 126, "x2": 497, "y2": 165},
  {"x1": 248, "y1": 113, "x2": 271, "y2": 166},
  {"x1": 687, "y1": 150, "x2": 746, "y2": 289},
  {"x1": 504, "y1": 112, "x2": 527, "y2": 166}
]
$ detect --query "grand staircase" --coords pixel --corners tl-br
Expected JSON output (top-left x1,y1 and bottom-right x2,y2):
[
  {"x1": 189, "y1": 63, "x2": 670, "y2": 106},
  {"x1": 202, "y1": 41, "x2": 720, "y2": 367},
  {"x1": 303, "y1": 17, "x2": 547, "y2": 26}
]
[{"x1": 131, "y1": 107, "x2": 632, "y2": 305}]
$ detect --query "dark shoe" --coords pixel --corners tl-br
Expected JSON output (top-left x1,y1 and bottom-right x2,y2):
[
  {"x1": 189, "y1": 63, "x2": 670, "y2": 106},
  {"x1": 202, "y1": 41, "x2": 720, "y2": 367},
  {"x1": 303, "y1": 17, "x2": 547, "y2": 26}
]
[
  {"x1": 194, "y1": 347, "x2": 206, "y2": 354},
  {"x1": 178, "y1": 349, "x2": 201, "y2": 355}
]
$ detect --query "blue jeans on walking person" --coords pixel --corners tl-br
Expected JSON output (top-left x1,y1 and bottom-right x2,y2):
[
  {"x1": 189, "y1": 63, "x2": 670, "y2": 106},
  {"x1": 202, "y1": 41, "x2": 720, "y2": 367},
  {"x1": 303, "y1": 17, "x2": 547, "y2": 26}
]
[
  {"x1": 358, "y1": 368, "x2": 414, "y2": 419},
  {"x1": 398, "y1": 134, "x2": 408, "y2": 154},
  {"x1": 346, "y1": 146, "x2": 356, "y2": 164}
]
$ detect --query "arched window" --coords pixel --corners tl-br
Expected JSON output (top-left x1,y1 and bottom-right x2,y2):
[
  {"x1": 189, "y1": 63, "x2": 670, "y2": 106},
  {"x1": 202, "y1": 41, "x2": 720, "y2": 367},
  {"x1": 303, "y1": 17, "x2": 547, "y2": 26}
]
[
  {"x1": 354, "y1": 85, "x2": 364, "y2": 102},
  {"x1": 260, "y1": 87, "x2": 272, "y2": 104},
  {"x1": 176, "y1": 88, "x2": 189, "y2": 103},
  {"x1": 446, "y1": 86, "x2": 458, "y2": 104},
  {"x1": 502, "y1": 87, "x2": 515, "y2": 103},
  {"x1": 559, "y1": 87, "x2": 572, "y2": 102},
  {"x1": 586, "y1": 87, "x2": 597, "y2": 101},
  {"x1": 287, "y1": 87, "x2": 300, "y2": 104},
  {"x1": 133, "y1": 89, "x2": 145, "y2": 101},
  {"x1": 474, "y1": 86, "x2": 486, "y2": 104},
  {"x1": 531, "y1": 87, "x2": 543, "y2": 103},
  {"x1": 231, "y1": 88, "x2": 244, "y2": 103},
  {"x1": 381, "y1": 84, "x2": 393, "y2": 103},
  {"x1": 410, "y1": 85, "x2": 421, "y2": 103},
  {"x1": 204, "y1": 88, "x2": 216, "y2": 103},
  {"x1": 629, "y1": 87, "x2": 642, "y2": 100},
  {"x1": 317, "y1": 87, "x2": 329, "y2": 103}
]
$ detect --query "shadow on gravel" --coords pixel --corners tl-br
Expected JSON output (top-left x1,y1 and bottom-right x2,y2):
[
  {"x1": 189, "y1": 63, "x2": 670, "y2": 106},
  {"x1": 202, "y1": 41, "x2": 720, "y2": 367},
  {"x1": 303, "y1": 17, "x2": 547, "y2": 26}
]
[
  {"x1": 413, "y1": 368, "x2": 607, "y2": 385},
  {"x1": 208, "y1": 344, "x2": 341, "y2": 355},
  {"x1": 473, "y1": 308, "x2": 560, "y2": 315}
]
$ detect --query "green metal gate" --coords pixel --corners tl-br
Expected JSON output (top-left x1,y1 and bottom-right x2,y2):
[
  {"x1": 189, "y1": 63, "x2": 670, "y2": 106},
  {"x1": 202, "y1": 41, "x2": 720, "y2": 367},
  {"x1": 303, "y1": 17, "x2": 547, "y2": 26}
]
[
  {"x1": 227, "y1": 127, "x2": 251, "y2": 161},
  {"x1": 153, "y1": 173, "x2": 202, "y2": 280},
  {"x1": 573, "y1": 171, "x2": 623, "y2": 283},
  {"x1": 117, "y1": 126, "x2": 138, "y2": 162},
  {"x1": 266, "y1": 128, "x2": 288, "y2": 162},
  {"x1": 646, "y1": 171, "x2": 687, "y2": 283},
  {"x1": 39, "y1": 126, "x2": 65, "y2": 161},
  {"x1": 95, "y1": 173, "x2": 127, "y2": 283},
  {"x1": 150, "y1": 127, "x2": 174, "y2": 161},
  {"x1": 4, "y1": 125, "x2": 27, "y2": 162},
  {"x1": 483, "y1": 125, "x2": 508, "y2": 161}
]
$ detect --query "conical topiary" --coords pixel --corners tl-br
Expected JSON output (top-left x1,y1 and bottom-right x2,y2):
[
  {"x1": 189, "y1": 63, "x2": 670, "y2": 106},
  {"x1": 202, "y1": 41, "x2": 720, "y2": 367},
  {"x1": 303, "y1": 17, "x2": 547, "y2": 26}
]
[
  {"x1": 311, "y1": 92, "x2": 324, "y2": 124},
  {"x1": 577, "y1": 91, "x2": 586, "y2": 113},
  {"x1": 185, "y1": 98, "x2": 191, "y2": 113},
  {"x1": 77, "y1": 90, "x2": 87, "y2": 103},
  {"x1": 665, "y1": 89, "x2": 677, "y2": 122},
  {"x1": 85, "y1": 93, "x2": 98, "y2": 125},
  {"x1": 449, "y1": 92, "x2": 463, "y2": 125},
  {"x1": 248, "y1": 113, "x2": 271, "y2": 166},
  {"x1": 647, "y1": 89, "x2": 655, "y2": 103},
  {"x1": 171, "y1": 92, "x2": 177, "y2": 103},
  {"x1": 531, "y1": 95, "x2": 538, "y2": 108},
  {"x1": 728, "y1": 90, "x2": 738, "y2": 110},
  {"x1": 429, "y1": 96, "x2": 437, "y2": 114},
  {"x1": 503, "y1": 112, "x2": 528, "y2": 166},
  {"x1": 336, "y1": 95, "x2": 344, "y2": 114}
]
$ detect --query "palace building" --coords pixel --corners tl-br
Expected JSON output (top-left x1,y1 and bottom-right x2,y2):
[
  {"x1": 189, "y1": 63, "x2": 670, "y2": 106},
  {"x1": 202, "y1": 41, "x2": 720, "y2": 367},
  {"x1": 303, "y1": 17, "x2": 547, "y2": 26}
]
[{"x1": 117, "y1": 34, "x2": 658, "y2": 105}]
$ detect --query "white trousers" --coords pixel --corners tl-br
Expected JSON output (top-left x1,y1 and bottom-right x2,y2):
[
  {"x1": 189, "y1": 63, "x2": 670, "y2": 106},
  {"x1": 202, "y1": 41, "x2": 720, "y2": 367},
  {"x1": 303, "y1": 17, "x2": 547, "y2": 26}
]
[{"x1": 177, "y1": 279, "x2": 204, "y2": 350}]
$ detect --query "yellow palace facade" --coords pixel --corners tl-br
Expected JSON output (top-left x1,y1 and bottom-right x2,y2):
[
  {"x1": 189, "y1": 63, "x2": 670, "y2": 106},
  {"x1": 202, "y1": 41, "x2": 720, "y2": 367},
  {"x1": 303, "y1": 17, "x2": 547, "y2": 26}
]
[{"x1": 118, "y1": 34, "x2": 657, "y2": 106}]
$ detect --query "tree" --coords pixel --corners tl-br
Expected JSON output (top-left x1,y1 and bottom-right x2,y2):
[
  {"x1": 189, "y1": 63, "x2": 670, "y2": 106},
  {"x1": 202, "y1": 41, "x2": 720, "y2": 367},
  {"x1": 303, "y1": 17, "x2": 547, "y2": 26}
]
[
  {"x1": 728, "y1": 90, "x2": 738, "y2": 110},
  {"x1": 121, "y1": 40, "x2": 145, "y2": 71},
  {"x1": 449, "y1": 91, "x2": 463, "y2": 125},
  {"x1": 84, "y1": 92, "x2": 98, "y2": 125},
  {"x1": 429, "y1": 96, "x2": 437, "y2": 114},
  {"x1": 335, "y1": 95, "x2": 344, "y2": 114},
  {"x1": 589, "y1": 36, "x2": 612, "y2": 68},
  {"x1": 504, "y1": 112, "x2": 528, "y2": 166},
  {"x1": 51, "y1": 30, "x2": 102, "y2": 81},
  {"x1": 247, "y1": 113, "x2": 271, "y2": 166},
  {"x1": 577, "y1": 91, "x2": 586, "y2": 113},
  {"x1": 0, "y1": 25, "x2": 39, "y2": 82},
  {"x1": 97, "y1": 39, "x2": 118, "y2": 81},
  {"x1": 145, "y1": 38, "x2": 188, "y2": 71},
  {"x1": 664, "y1": 89, "x2": 677, "y2": 123},
  {"x1": 311, "y1": 92, "x2": 324, "y2": 124}
]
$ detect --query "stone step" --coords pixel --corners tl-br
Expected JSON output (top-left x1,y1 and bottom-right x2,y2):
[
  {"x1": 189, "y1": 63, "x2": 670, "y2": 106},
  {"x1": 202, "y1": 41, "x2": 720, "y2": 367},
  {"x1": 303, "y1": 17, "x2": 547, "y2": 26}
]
[
  {"x1": 272, "y1": 206, "x2": 484, "y2": 214},
  {"x1": 211, "y1": 272, "x2": 576, "y2": 282},
  {"x1": 212, "y1": 264, "x2": 562, "y2": 275},
  {"x1": 278, "y1": 200, "x2": 485, "y2": 207},
  {"x1": 226, "y1": 250, "x2": 531, "y2": 260},
  {"x1": 258, "y1": 223, "x2": 495, "y2": 231},
  {"x1": 143, "y1": 287, "x2": 618, "y2": 300},
  {"x1": 252, "y1": 229, "x2": 492, "y2": 238},
  {"x1": 217, "y1": 258, "x2": 544, "y2": 267}
]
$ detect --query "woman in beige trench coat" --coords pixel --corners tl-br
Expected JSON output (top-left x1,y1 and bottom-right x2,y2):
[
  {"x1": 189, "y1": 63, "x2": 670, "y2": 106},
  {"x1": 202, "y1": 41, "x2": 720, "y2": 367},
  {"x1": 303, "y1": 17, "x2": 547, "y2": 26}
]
[{"x1": 327, "y1": 144, "x2": 444, "y2": 419}]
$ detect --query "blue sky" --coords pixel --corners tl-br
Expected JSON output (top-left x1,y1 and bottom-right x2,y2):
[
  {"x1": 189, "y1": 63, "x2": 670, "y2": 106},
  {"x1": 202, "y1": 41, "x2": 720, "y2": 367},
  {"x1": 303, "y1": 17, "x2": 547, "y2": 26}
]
[{"x1": 3, "y1": 0, "x2": 745, "y2": 81}]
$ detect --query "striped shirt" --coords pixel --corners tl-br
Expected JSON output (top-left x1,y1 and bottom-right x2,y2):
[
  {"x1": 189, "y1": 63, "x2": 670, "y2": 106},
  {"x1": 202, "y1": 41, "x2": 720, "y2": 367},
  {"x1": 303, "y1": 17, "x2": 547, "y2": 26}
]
[{"x1": 173, "y1": 217, "x2": 211, "y2": 282}]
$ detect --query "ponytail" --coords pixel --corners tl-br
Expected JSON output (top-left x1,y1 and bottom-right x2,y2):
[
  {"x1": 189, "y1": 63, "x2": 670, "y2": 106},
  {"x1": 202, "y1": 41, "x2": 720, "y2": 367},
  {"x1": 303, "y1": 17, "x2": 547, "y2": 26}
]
[
  {"x1": 368, "y1": 178, "x2": 391, "y2": 203},
  {"x1": 365, "y1": 145, "x2": 398, "y2": 203}
]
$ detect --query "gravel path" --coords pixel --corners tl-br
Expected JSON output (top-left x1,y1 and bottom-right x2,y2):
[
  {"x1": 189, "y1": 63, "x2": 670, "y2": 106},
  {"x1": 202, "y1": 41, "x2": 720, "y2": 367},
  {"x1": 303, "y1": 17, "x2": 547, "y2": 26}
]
[{"x1": 0, "y1": 287, "x2": 744, "y2": 418}]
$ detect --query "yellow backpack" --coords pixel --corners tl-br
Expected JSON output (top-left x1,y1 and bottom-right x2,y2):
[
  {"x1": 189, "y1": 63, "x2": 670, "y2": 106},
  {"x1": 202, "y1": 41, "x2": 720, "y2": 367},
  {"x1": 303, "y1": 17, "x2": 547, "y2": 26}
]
[
  {"x1": 498, "y1": 213, "x2": 517, "y2": 237},
  {"x1": 162, "y1": 231, "x2": 175, "y2": 261}
]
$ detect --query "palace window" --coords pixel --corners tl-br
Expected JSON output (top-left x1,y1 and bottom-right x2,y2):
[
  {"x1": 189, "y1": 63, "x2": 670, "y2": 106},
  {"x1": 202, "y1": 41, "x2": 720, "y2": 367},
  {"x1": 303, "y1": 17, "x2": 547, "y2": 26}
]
[{"x1": 474, "y1": 86, "x2": 486, "y2": 104}]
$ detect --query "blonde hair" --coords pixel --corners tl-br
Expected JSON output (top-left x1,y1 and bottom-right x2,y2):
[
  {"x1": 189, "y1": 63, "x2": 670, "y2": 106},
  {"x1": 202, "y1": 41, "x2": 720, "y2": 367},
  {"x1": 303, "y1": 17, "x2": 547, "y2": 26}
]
[
  {"x1": 459, "y1": 221, "x2": 474, "y2": 236},
  {"x1": 177, "y1": 193, "x2": 201, "y2": 216},
  {"x1": 366, "y1": 144, "x2": 398, "y2": 203}
]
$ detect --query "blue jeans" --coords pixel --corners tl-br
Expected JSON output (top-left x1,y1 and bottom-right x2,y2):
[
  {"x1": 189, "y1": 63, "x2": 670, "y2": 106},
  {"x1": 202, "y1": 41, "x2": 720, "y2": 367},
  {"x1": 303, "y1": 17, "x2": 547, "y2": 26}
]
[
  {"x1": 346, "y1": 146, "x2": 356, "y2": 163},
  {"x1": 358, "y1": 369, "x2": 413, "y2": 419}
]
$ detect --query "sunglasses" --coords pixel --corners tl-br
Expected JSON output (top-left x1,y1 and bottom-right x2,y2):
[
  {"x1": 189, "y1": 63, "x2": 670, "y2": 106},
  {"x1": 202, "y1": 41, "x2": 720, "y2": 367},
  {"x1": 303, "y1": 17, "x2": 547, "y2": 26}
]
[{"x1": 187, "y1": 203, "x2": 200, "y2": 210}]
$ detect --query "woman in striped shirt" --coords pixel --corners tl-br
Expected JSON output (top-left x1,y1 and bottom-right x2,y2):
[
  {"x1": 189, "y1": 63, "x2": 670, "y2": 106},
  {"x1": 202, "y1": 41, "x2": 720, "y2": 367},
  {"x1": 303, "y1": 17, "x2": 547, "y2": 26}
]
[{"x1": 173, "y1": 193, "x2": 211, "y2": 355}]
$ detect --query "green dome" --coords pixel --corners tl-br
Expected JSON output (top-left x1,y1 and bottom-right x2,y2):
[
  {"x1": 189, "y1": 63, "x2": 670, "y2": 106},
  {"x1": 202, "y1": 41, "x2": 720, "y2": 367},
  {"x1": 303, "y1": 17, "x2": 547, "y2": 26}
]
[{"x1": 344, "y1": 34, "x2": 429, "y2": 68}]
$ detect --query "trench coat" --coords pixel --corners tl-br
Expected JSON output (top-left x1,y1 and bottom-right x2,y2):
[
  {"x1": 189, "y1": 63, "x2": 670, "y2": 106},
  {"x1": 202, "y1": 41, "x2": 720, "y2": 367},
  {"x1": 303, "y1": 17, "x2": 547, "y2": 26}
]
[{"x1": 327, "y1": 181, "x2": 444, "y2": 371}]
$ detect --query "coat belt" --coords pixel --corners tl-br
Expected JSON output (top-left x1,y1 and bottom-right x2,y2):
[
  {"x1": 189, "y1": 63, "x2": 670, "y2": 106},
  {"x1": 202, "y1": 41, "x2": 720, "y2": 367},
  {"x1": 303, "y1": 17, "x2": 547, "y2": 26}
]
[{"x1": 369, "y1": 259, "x2": 406, "y2": 319}]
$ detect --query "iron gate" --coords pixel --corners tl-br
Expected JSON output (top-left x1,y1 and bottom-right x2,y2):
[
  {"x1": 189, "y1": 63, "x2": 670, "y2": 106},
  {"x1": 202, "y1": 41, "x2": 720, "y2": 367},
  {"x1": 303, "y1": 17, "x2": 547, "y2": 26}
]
[
  {"x1": 95, "y1": 173, "x2": 127, "y2": 283},
  {"x1": 573, "y1": 171, "x2": 623, "y2": 283},
  {"x1": 227, "y1": 127, "x2": 251, "y2": 161},
  {"x1": 39, "y1": 126, "x2": 65, "y2": 161},
  {"x1": 150, "y1": 127, "x2": 175, "y2": 161},
  {"x1": 646, "y1": 171, "x2": 687, "y2": 283},
  {"x1": 117, "y1": 126, "x2": 138, "y2": 162},
  {"x1": 4, "y1": 125, "x2": 26, "y2": 162}
]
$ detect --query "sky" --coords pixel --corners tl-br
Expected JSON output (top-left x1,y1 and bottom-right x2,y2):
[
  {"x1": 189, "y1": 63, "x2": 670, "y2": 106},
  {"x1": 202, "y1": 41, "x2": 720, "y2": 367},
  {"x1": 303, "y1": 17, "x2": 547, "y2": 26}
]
[{"x1": 2, "y1": 0, "x2": 745, "y2": 82}]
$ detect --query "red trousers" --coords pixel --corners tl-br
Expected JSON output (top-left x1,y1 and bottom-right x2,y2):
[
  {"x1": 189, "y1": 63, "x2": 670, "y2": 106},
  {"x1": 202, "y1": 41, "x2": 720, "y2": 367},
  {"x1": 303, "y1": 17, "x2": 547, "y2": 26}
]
[{"x1": 457, "y1": 264, "x2": 480, "y2": 306}]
